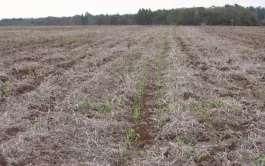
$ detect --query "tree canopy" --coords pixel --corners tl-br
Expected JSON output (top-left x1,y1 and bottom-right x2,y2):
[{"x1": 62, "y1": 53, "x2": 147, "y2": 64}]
[{"x1": 0, "y1": 4, "x2": 264, "y2": 26}]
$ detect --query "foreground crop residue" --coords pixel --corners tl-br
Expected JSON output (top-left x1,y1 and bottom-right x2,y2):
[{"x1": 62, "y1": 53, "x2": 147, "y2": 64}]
[{"x1": 1, "y1": 26, "x2": 265, "y2": 166}]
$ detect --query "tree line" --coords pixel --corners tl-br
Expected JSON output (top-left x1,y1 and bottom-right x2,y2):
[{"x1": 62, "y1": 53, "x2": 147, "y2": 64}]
[{"x1": 1, "y1": 4, "x2": 265, "y2": 26}]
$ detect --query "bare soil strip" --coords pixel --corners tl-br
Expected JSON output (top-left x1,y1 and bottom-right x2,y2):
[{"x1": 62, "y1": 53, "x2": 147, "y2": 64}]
[
  {"x1": 135, "y1": 60, "x2": 156, "y2": 148},
  {"x1": 137, "y1": 32, "x2": 168, "y2": 148},
  {"x1": 121, "y1": 30, "x2": 169, "y2": 166}
]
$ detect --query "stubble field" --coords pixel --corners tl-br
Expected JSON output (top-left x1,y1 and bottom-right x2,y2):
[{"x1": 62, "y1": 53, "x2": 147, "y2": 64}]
[{"x1": 0, "y1": 26, "x2": 265, "y2": 166}]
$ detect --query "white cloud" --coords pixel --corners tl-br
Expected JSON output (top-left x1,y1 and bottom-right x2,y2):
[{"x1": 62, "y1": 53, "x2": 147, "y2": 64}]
[{"x1": 0, "y1": 0, "x2": 264, "y2": 19}]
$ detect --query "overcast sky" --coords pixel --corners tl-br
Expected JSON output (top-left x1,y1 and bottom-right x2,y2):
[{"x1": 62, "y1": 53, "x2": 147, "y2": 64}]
[{"x1": 0, "y1": 0, "x2": 264, "y2": 19}]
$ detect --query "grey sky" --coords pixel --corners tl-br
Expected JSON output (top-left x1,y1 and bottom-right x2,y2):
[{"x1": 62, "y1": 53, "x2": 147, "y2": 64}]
[{"x1": 0, "y1": 0, "x2": 264, "y2": 19}]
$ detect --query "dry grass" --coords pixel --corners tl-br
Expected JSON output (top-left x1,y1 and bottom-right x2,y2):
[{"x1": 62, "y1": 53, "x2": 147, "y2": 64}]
[{"x1": 0, "y1": 26, "x2": 265, "y2": 165}]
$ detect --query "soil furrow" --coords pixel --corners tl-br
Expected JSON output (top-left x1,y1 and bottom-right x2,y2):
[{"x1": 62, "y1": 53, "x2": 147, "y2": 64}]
[
  {"x1": 134, "y1": 61, "x2": 156, "y2": 148},
  {"x1": 121, "y1": 30, "x2": 169, "y2": 166}
]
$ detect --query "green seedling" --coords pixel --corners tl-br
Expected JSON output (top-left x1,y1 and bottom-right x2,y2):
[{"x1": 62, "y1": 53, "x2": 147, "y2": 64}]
[
  {"x1": 137, "y1": 83, "x2": 144, "y2": 96},
  {"x1": 218, "y1": 136, "x2": 223, "y2": 144},
  {"x1": 60, "y1": 36, "x2": 72, "y2": 41},
  {"x1": 125, "y1": 128, "x2": 135, "y2": 147},
  {"x1": 187, "y1": 146, "x2": 195, "y2": 153},
  {"x1": 0, "y1": 89, "x2": 8, "y2": 96},
  {"x1": 3, "y1": 89, "x2": 8, "y2": 95},
  {"x1": 231, "y1": 106, "x2": 238, "y2": 112},
  {"x1": 177, "y1": 138, "x2": 184, "y2": 145},
  {"x1": 99, "y1": 104, "x2": 105, "y2": 111},
  {"x1": 132, "y1": 50, "x2": 137, "y2": 55},
  {"x1": 133, "y1": 104, "x2": 141, "y2": 121},
  {"x1": 73, "y1": 42, "x2": 79, "y2": 47},
  {"x1": 5, "y1": 80, "x2": 12, "y2": 86},
  {"x1": 98, "y1": 100, "x2": 111, "y2": 111},
  {"x1": 207, "y1": 103, "x2": 216, "y2": 109},
  {"x1": 119, "y1": 60, "x2": 125, "y2": 65},
  {"x1": 252, "y1": 153, "x2": 260, "y2": 159},
  {"x1": 196, "y1": 152, "x2": 206, "y2": 160},
  {"x1": 80, "y1": 100, "x2": 91, "y2": 108},
  {"x1": 207, "y1": 99, "x2": 224, "y2": 109},
  {"x1": 188, "y1": 102, "x2": 200, "y2": 112},
  {"x1": 122, "y1": 128, "x2": 136, "y2": 166},
  {"x1": 139, "y1": 149, "x2": 145, "y2": 155},
  {"x1": 119, "y1": 95, "x2": 126, "y2": 108},
  {"x1": 34, "y1": 122, "x2": 41, "y2": 129},
  {"x1": 160, "y1": 79, "x2": 166, "y2": 84},
  {"x1": 28, "y1": 69, "x2": 36, "y2": 79},
  {"x1": 105, "y1": 100, "x2": 111, "y2": 110},
  {"x1": 168, "y1": 104, "x2": 175, "y2": 112},
  {"x1": 216, "y1": 99, "x2": 224, "y2": 107},
  {"x1": 156, "y1": 79, "x2": 162, "y2": 87},
  {"x1": 261, "y1": 157, "x2": 265, "y2": 164}
]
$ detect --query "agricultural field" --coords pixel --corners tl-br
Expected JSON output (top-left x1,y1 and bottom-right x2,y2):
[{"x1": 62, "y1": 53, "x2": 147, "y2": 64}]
[{"x1": 0, "y1": 26, "x2": 265, "y2": 165}]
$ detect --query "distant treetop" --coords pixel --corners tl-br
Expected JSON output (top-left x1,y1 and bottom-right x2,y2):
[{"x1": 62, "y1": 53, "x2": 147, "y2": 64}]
[{"x1": 0, "y1": 4, "x2": 264, "y2": 26}]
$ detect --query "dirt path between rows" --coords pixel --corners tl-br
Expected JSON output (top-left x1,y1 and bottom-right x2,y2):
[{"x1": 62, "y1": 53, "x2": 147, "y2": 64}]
[
  {"x1": 124, "y1": 31, "x2": 169, "y2": 165},
  {"x1": 134, "y1": 61, "x2": 157, "y2": 148},
  {"x1": 135, "y1": 34, "x2": 169, "y2": 148}
]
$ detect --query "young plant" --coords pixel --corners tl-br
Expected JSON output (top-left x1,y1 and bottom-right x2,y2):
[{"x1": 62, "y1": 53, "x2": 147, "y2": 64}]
[
  {"x1": 231, "y1": 106, "x2": 238, "y2": 112},
  {"x1": 132, "y1": 50, "x2": 137, "y2": 56},
  {"x1": 34, "y1": 122, "x2": 41, "y2": 129},
  {"x1": 252, "y1": 153, "x2": 260, "y2": 160},
  {"x1": 80, "y1": 100, "x2": 91, "y2": 108},
  {"x1": 177, "y1": 138, "x2": 184, "y2": 145},
  {"x1": 99, "y1": 104, "x2": 105, "y2": 111},
  {"x1": 218, "y1": 136, "x2": 223, "y2": 144},
  {"x1": 125, "y1": 128, "x2": 136, "y2": 147},
  {"x1": 0, "y1": 88, "x2": 8, "y2": 96},
  {"x1": 120, "y1": 100, "x2": 125, "y2": 108},
  {"x1": 60, "y1": 36, "x2": 72, "y2": 41},
  {"x1": 98, "y1": 100, "x2": 111, "y2": 111},
  {"x1": 207, "y1": 103, "x2": 216, "y2": 109},
  {"x1": 137, "y1": 81, "x2": 144, "y2": 96},
  {"x1": 3, "y1": 89, "x2": 8, "y2": 95},
  {"x1": 119, "y1": 95, "x2": 126, "y2": 108},
  {"x1": 73, "y1": 42, "x2": 79, "y2": 47},
  {"x1": 216, "y1": 99, "x2": 224, "y2": 107},
  {"x1": 196, "y1": 152, "x2": 206, "y2": 160},
  {"x1": 139, "y1": 149, "x2": 145, "y2": 155},
  {"x1": 188, "y1": 102, "x2": 200, "y2": 112},
  {"x1": 187, "y1": 146, "x2": 195, "y2": 153},
  {"x1": 119, "y1": 60, "x2": 125, "y2": 65},
  {"x1": 207, "y1": 99, "x2": 224, "y2": 109},
  {"x1": 262, "y1": 157, "x2": 265, "y2": 164},
  {"x1": 28, "y1": 69, "x2": 36, "y2": 79},
  {"x1": 105, "y1": 100, "x2": 111, "y2": 110},
  {"x1": 122, "y1": 128, "x2": 136, "y2": 166},
  {"x1": 133, "y1": 104, "x2": 141, "y2": 122},
  {"x1": 168, "y1": 104, "x2": 175, "y2": 112}
]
